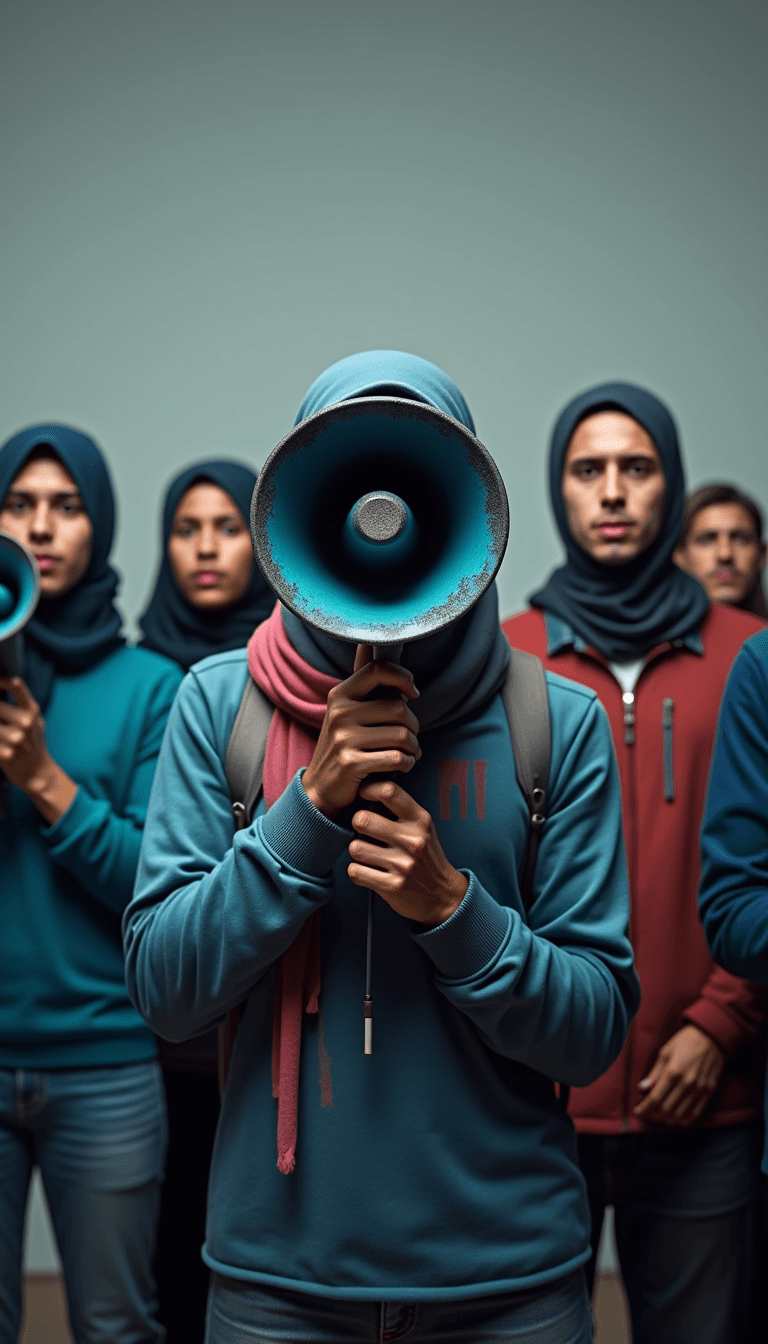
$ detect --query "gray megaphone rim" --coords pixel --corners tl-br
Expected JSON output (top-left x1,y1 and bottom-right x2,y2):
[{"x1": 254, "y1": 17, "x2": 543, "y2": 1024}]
[
  {"x1": 250, "y1": 396, "x2": 509, "y2": 644},
  {"x1": 0, "y1": 531, "x2": 41, "y2": 639}
]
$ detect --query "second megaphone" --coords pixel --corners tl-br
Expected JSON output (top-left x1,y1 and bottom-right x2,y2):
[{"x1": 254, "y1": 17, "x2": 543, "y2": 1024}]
[
  {"x1": 251, "y1": 396, "x2": 509, "y2": 646},
  {"x1": 0, "y1": 532, "x2": 41, "y2": 677}
]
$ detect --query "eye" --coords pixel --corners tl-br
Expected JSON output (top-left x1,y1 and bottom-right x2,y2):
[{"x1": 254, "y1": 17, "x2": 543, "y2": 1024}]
[
  {"x1": 573, "y1": 462, "x2": 600, "y2": 479},
  {"x1": 220, "y1": 522, "x2": 242, "y2": 536},
  {"x1": 174, "y1": 524, "x2": 196, "y2": 538},
  {"x1": 626, "y1": 459, "x2": 654, "y2": 477}
]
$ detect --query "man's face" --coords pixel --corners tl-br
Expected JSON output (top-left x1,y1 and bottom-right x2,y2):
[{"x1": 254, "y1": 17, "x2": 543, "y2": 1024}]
[
  {"x1": 561, "y1": 411, "x2": 666, "y2": 566},
  {"x1": 674, "y1": 503, "x2": 767, "y2": 605}
]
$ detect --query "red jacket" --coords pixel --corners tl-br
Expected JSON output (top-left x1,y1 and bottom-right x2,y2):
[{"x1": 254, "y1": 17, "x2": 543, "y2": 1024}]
[{"x1": 503, "y1": 603, "x2": 767, "y2": 1133}]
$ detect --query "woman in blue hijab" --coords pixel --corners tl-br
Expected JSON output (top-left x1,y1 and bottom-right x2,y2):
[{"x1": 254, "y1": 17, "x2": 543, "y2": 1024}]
[
  {"x1": 139, "y1": 460, "x2": 274, "y2": 1344},
  {"x1": 0, "y1": 425, "x2": 182, "y2": 1344},
  {"x1": 139, "y1": 460, "x2": 274, "y2": 672}
]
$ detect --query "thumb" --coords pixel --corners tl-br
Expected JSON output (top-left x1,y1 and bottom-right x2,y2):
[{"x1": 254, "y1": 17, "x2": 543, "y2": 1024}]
[{"x1": 354, "y1": 644, "x2": 373, "y2": 672}]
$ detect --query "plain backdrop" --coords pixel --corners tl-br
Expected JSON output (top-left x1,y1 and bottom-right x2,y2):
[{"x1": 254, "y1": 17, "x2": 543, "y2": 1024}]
[
  {"x1": 1, "y1": 0, "x2": 766, "y2": 632},
  {"x1": 2, "y1": 0, "x2": 766, "y2": 633}
]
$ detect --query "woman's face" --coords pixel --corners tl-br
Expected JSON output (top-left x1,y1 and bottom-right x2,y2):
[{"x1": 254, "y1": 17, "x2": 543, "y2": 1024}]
[
  {"x1": 168, "y1": 482, "x2": 254, "y2": 609},
  {"x1": 0, "y1": 453, "x2": 93, "y2": 597}
]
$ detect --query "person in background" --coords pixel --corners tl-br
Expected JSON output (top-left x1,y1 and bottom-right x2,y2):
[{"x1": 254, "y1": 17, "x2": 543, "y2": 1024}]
[
  {"x1": 675, "y1": 483, "x2": 768, "y2": 618},
  {"x1": 138, "y1": 459, "x2": 274, "y2": 1344},
  {"x1": 0, "y1": 426, "x2": 182, "y2": 1344},
  {"x1": 123, "y1": 351, "x2": 639, "y2": 1344},
  {"x1": 503, "y1": 383, "x2": 767, "y2": 1344}
]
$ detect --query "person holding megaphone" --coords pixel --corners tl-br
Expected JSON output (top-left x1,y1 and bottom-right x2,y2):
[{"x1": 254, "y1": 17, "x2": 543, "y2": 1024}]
[
  {"x1": 138, "y1": 459, "x2": 275, "y2": 1344},
  {"x1": 0, "y1": 426, "x2": 183, "y2": 1344},
  {"x1": 124, "y1": 352, "x2": 639, "y2": 1344}
]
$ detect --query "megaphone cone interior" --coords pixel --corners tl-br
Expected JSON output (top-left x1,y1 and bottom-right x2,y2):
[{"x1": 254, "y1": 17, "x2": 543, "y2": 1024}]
[
  {"x1": 0, "y1": 532, "x2": 40, "y2": 645},
  {"x1": 251, "y1": 398, "x2": 509, "y2": 645}
]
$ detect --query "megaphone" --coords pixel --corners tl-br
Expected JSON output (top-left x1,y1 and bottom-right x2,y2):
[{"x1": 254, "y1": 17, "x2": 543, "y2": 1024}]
[
  {"x1": 251, "y1": 397, "x2": 509, "y2": 653},
  {"x1": 0, "y1": 532, "x2": 41, "y2": 677}
]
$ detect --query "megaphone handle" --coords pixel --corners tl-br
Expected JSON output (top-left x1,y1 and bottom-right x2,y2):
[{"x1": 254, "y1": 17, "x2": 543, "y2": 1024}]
[{"x1": 363, "y1": 644, "x2": 404, "y2": 1056}]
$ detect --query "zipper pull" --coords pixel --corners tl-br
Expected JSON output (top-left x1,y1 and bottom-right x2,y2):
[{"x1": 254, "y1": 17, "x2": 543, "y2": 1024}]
[{"x1": 623, "y1": 691, "x2": 636, "y2": 745}]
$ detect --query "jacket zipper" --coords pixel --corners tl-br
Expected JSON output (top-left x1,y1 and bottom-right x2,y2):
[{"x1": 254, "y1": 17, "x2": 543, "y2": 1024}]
[
  {"x1": 662, "y1": 698, "x2": 675, "y2": 802},
  {"x1": 621, "y1": 689, "x2": 637, "y2": 1131}
]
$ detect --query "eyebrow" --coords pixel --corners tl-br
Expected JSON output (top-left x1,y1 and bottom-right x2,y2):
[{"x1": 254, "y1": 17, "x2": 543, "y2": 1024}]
[
  {"x1": 4, "y1": 489, "x2": 83, "y2": 503},
  {"x1": 174, "y1": 511, "x2": 243, "y2": 525}
]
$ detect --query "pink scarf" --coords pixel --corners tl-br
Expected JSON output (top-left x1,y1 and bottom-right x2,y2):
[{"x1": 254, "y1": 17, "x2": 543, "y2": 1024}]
[{"x1": 247, "y1": 604, "x2": 338, "y2": 1173}]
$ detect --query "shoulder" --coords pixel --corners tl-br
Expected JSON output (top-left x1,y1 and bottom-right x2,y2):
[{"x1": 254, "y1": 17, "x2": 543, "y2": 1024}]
[
  {"x1": 544, "y1": 668, "x2": 605, "y2": 758},
  {"x1": 502, "y1": 607, "x2": 547, "y2": 654},
  {"x1": 702, "y1": 603, "x2": 766, "y2": 653},
  {"x1": 172, "y1": 648, "x2": 251, "y2": 760},
  {"x1": 100, "y1": 644, "x2": 184, "y2": 696},
  {"x1": 727, "y1": 627, "x2": 768, "y2": 699}
]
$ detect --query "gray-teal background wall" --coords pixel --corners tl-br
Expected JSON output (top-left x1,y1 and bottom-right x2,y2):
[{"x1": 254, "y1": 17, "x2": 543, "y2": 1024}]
[{"x1": 2, "y1": 0, "x2": 766, "y2": 632}]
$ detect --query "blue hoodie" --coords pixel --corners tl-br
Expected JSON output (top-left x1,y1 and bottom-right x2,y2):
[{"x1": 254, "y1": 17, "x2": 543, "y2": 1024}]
[
  {"x1": 124, "y1": 353, "x2": 638, "y2": 1299},
  {"x1": 699, "y1": 628, "x2": 768, "y2": 1165}
]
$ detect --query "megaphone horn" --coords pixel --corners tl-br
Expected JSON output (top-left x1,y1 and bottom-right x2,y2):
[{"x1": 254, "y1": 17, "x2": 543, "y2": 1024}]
[
  {"x1": 250, "y1": 397, "x2": 509, "y2": 648},
  {"x1": 0, "y1": 532, "x2": 41, "y2": 678}
]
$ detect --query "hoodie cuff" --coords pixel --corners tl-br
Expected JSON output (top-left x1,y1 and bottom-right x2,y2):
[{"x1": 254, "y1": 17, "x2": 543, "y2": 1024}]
[
  {"x1": 258, "y1": 770, "x2": 353, "y2": 878},
  {"x1": 40, "y1": 785, "x2": 95, "y2": 851},
  {"x1": 682, "y1": 999, "x2": 753, "y2": 1057},
  {"x1": 412, "y1": 873, "x2": 511, "y2": 980}
]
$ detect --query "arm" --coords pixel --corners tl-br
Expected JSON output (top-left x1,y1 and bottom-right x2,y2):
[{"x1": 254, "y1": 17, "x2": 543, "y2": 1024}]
[
  {"x1": 699, "y1": 641, "x2": 768, "y2": 982},
  {"x1": 0, "y1": 666, "x2": 182, "y2": 916},
  {"x1": 350, "y1": 693, "x2": 640, "y2": 1087},
  {"x1": 122, "y1": 671, "x2": 355, "y2": 1042}
]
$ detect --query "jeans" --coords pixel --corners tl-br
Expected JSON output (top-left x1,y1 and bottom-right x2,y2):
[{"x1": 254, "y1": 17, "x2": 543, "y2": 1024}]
[
  {"x1": 0, "y1": 1061, "x2": 167, "y2": 1344},
  {"x1": 578, "y1": 1122, "x2": 760, "y2": 1344},
  {"x1": 204, "y1": 1270, "x2": 592, "y2": 1343}
]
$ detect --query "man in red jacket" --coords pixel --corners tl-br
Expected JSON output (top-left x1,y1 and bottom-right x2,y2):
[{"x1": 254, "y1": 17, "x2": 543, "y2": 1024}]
[{"x1": 504, "y1": 382, "x2": 766, "y2": 1344}]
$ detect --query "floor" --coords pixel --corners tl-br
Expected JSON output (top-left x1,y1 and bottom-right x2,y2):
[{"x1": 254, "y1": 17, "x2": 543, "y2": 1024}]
[{"x1": 20, "y1": 1273, "x2": 632, "y2": 1343}]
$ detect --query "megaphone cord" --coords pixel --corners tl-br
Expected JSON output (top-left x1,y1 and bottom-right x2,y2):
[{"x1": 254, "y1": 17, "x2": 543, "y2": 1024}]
[{"x1": 364, "y1": 890, "x2": 374, "y2": 1055}]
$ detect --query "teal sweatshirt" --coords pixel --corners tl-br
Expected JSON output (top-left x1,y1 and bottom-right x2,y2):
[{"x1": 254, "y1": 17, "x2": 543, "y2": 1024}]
[
  {"x1": 0, "y1": 646, "x2": 183, "y2": 1068},
  {"x1": 125, "y1": 649, "x2": 638, "y2": 1299},
  {"x1": 699, "y1": 629, "x2": 768, "y2": 1167}
]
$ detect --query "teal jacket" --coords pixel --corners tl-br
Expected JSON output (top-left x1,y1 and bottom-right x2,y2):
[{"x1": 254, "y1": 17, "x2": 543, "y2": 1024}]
[
  {"x1": 125, "y1": 649, "x2": 638, "y2": 1299},
  {"x1": 0, "y1": 646, "x2": 183, "y2": 1068}
]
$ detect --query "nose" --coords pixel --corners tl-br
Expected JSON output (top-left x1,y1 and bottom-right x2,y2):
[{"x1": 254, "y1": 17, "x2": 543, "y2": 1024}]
[
  {"x1": 715, "y1": 533, "x2": 734, "y2": 563},
  {"x1": 28, "y1": 503, "x2": 53, "y2": 541},
  {"x1": 196, "y1": 524, "x2": 218, "y2": 558},
  {"x1": 601, "y1": 463, "x2": 625, "y2": 509}
]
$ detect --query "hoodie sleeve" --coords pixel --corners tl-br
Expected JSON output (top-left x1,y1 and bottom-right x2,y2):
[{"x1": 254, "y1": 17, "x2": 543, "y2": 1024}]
[
  {"x1": 413, "y1": 686, "x2": 640, "y2": 1087},
  {"x1": 122, "y1": 667, "x2": 352, "y2": 1042},
  {"x1": 40, "y1": 658, "x2": 183, "y2": 916},
  {"x1": 699, "y1": 639, "x2": 768, "y2": 985}
]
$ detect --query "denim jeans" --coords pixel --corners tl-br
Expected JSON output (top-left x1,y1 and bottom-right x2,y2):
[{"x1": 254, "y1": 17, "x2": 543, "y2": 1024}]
[
  {"x1": 578, "y1": 1122, "x2": 760, "y2": 1344},
  {"x1": 204, "y1": 1270, "x2": 592, "y2": 1343},
  {"x1": 0, "y1": 1060, "x2": 167, "y2": 1344}
]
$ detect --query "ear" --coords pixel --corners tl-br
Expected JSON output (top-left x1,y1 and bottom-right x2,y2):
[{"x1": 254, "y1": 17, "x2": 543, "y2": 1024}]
[{"x1": 672, "y1": 545, "x2": 687, "y2": 571}]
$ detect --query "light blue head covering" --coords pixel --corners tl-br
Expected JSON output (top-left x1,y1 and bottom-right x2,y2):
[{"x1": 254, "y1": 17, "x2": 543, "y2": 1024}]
[
  {"x1": 294, "y1": 350, "x2": 476, "y2": 433},
  {"x1": 283, "y1": 350, "x2": 508, "y2": 728}
]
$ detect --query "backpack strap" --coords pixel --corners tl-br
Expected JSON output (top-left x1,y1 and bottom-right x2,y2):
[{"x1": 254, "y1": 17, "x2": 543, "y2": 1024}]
[
  {"x1": 219, "y1": 674, "x2": 275, "y2": 1095},
  {"x1": 224, "y1": 675, "x2": 275, "y2": 829},
  {"x1": 501, "y1": 648, "x2": 551, "y2": 913}
]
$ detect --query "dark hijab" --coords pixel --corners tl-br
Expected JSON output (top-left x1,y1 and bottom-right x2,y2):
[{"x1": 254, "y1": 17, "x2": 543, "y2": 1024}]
[
  {"x1": 0, "y1": 424, "x2": 124, "y2": 707},
  {"x1": 283, "y1": 350, "x2": 510, "y2": 726},
  {"x1": 139, "y1": 460, "x2": 275, "y2": 672},
  {"x1": 529, "y1": 382, "x2": 710, "y2": 660}
]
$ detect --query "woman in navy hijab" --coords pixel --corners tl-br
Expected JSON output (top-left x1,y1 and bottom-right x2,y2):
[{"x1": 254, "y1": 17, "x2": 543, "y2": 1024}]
[
  {"x1": 0, "y1": 425, "x2": 183, "y2": 1344},
  {"x1": 139, "y1": 461, "x2": 274, "y2": 1344}
]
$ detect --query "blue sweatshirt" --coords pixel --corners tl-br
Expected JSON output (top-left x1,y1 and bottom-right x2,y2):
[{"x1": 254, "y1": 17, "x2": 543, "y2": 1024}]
[
  {"x1": 699, "y1": 629, "x2": 768, "y2": 1165},
  {"x1": 125, "y1": 649, "x2": 638, "y2": 1300},
  {"x1": 0, "y1": 645, "x2": 183, "y2": 1068}
]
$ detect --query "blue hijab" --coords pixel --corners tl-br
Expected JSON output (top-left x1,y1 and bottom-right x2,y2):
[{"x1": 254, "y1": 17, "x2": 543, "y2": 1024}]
[
  {"x1": 139, "y1": 460, "x2": 275, "y2": 672},
  {"x1": 0, "y1": 424, "x2": 124, "y2": 707},
  {"x1": 283, "y1": 351, "x2": 509, "y2": 728},
  {"x1": 530, "y1": 381, "x2": 709, "y2": 660}
]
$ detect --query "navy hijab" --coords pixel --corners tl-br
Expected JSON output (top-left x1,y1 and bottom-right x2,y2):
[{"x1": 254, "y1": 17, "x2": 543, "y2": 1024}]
[
  {"x1": 283, "y1": 351, "x2": 509, "y2": 727},
  {"x1": 0, "y1": 425, "x2": 125, "y2": 708},
  {"x1": 529, "y1": 382, "x2": 710, "y2": 661},
  {"x1": 139, "y1": 461, "x2": 275, "y2": 672}
]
